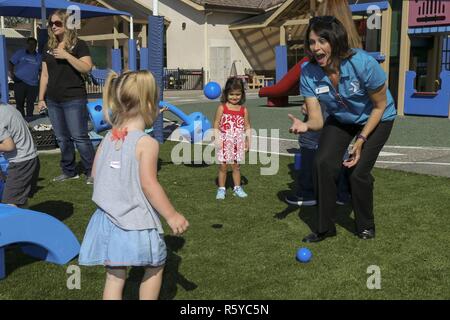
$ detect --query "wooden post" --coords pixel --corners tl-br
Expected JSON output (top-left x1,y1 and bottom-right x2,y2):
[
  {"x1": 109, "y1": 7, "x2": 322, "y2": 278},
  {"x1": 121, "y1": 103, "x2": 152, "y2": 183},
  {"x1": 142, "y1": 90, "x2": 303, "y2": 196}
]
[
  {"x1": 140, "y1": 24, "x2": 147, "y2": 48},
  {"x1": 380, "y1": 2, "x2": 392, "y2": 81},
  {"x1": 123, "y1": 19, "x2": 129, "y2": 71},
  {"x1": 113, "y1": 16, "x2": 119, "y2": 49},
  {"x1": 427, "y1": 36, "x2": 439, "y2": 92},
  {"x1": 310, "y1": 0, "x2": 316, "y2": 17},
  {"x1": 397, "y1": 0, "x2": 410, "y2": 116},
  {"x1": 280, "y1": 25, "x2": 286, "y2": 46}
]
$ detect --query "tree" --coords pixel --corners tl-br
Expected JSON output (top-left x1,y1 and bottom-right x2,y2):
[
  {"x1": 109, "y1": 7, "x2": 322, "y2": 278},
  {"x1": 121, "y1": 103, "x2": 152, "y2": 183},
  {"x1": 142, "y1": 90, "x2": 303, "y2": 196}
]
[{"x1": 3, "y1": 17, "x2": 31, "y2": 28}]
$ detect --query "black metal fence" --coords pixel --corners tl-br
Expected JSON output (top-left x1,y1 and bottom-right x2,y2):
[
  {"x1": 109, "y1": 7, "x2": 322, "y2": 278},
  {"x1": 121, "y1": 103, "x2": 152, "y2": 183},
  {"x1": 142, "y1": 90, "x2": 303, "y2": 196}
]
[
  {"x1": 86, "y1": 68, "x2": 204, "y2": 95},
  {"x1": 86, "y1": 76, "x2": 105, "y2": 95},
  {"x1": 163, "y1": 68, "x2": 204, "y2": 90}
]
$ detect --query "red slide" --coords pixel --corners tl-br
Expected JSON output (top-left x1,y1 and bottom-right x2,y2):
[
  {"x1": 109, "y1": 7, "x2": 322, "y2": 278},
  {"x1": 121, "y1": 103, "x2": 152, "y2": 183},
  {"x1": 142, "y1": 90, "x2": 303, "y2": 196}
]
[{"x1": 258, "y1": 56, "x2": 309, "y2": 107}]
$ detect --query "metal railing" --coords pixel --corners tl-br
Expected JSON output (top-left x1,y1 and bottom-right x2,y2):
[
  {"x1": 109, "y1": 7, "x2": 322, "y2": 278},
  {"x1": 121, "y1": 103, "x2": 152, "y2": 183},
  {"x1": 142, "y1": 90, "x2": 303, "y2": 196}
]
[
  {"x1": 164, "y1": 68, "x2": 204, "y2": 90},
  {"x1": 86, "y1": 68, "x2": 204, "y2": 95}
]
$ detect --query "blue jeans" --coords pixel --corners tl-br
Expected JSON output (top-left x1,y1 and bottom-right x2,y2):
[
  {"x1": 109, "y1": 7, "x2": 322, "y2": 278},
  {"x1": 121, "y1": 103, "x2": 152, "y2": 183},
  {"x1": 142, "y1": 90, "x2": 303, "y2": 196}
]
[
  {"x1": 297, "y1": 146, "x2": 350, "y2": 203},
  {"x1": 47, "y1": 99, "x2": 95, "y2": 177}
]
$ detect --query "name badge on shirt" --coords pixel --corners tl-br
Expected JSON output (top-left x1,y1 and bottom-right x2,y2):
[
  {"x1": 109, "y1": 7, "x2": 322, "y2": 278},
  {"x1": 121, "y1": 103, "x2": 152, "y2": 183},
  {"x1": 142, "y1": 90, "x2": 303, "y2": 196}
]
[
  {"x1": 315, "y1": 86, "x2": 330, "y2": 94},
  {"x1": 110, "y1": 161, "x2": 121, "y2": 169}
]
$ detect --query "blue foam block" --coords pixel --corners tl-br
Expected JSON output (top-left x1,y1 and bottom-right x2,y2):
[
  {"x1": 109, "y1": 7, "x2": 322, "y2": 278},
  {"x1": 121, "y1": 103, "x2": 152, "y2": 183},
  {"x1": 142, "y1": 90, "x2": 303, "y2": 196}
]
[{"x1": 0, "y1": 204, "x2": 81, "y2": 280}]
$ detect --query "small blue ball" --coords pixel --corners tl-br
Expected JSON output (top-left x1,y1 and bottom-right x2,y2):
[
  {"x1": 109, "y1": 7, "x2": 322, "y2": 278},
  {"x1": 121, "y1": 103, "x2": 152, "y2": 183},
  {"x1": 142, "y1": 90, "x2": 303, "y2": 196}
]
[
  {"x1": 296, "y1": 247, "x2": 312, "y2": 263},
  {"x1": 204, "y1": 82, "x2": 222, "y2": 100}
]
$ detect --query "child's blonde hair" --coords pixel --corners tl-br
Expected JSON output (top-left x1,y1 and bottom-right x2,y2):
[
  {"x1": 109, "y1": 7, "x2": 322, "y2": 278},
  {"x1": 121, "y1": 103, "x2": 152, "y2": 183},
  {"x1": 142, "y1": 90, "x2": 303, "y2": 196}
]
[
  {"x1": 47, "y1": 10, "x2": 78, "y2": 52},
  {"x1": 103, "y1": 70, "x2": 159, "y2": 128}
]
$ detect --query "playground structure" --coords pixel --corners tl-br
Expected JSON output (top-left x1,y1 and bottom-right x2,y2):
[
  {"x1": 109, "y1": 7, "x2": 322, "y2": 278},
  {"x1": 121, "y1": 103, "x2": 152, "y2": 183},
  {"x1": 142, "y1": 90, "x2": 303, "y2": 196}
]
[
  {"x1": 0, "y1": 0, "x2": 170, "y2": 280},
  {"x1": 259, "y1": 0, "x2": 391, "y2": 107},
  {"x1": 87, "y1": 98, "x2": 212, "y2": 144},
  {"x1": 0, "y1": 0, "x2": 167, "y2": 142},
  {"x1": 398, "y1": 0, "x2": 450, "y2": 118},
  {"x1": 0, "y1": 204, "x2": 80, "y2": 279}
]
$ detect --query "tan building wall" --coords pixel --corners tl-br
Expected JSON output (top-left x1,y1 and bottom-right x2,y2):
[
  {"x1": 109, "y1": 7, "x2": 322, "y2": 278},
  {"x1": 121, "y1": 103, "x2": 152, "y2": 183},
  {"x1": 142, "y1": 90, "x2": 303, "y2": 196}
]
[
  {"x1": 78, "y1": 0, "x2": 259, "y2": 85},
  {"x1": 153, "y1": 0, "x2": 255, "y2": 85}
]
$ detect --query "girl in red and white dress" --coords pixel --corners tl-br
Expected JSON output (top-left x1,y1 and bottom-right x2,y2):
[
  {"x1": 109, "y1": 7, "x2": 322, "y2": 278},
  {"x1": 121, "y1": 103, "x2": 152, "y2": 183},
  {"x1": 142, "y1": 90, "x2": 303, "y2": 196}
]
[{"x1": 213, "y1": 77, "x2": 251, "y2": 200}]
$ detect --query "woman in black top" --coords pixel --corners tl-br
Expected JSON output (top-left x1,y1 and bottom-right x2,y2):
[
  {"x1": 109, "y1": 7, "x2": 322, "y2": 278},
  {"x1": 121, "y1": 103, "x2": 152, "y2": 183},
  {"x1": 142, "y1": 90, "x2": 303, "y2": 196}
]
[{"x1": 38, "y1": 9, "x2": 95, "y2": 184}]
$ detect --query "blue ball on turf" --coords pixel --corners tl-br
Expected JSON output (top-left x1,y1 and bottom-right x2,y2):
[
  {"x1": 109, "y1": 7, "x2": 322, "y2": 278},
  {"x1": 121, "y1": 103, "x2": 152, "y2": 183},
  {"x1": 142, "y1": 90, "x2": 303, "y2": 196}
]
[
  {"x1": 203, "y1": 81, "x2": 221, "y2": 100},
  {"x1": 296, "y1": 247, "x2": 312, "y2": 263}
]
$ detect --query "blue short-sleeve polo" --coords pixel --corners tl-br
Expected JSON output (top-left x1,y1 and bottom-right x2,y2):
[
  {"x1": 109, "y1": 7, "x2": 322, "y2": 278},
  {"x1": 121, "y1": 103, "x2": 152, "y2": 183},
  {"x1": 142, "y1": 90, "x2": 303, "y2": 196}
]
[
  {"x1": 10, "y1": 49, "x2": 42, "y2": 86},
  {"x1": 299, "y1": 49, "x2": 396, "y2": 125}
]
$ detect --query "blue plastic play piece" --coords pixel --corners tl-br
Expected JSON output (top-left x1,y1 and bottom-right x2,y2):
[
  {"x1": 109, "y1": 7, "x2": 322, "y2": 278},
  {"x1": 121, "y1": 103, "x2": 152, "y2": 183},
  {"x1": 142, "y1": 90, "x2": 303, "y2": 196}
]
[
  {"x1": 85, "y1": 99, "x2": 212, "y2": 143},
  {"x1": 0, "y1": 182, "x2": 4, "y2": 201},
  {"x1": 86, "y1": 99, "x2": 112, "y2": 133},
  {"x1": 404, "y1": 70, "x2": 450, "y2": 117},
  {"x1": 0, "y1": 154, "x2": 8, "y2": 173},
  {"x1": 0, "y1": 154, "x2": 8, "y2": 201},
  {"x1": 159, "y1": 100, "x2": 212, "y2": 143},
  {"x1": 0, "y1": 204, "x2": 80, "y2": 280},
  {"x1": 89, "y1": 130, "x2": 104, "y2": 148}
]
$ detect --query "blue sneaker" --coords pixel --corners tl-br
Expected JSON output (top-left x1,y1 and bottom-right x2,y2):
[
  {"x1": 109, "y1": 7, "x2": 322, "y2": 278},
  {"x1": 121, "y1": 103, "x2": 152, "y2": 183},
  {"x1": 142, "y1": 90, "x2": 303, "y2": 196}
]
[
  {"x1": 233, "y1": 186, "x2": 248, "y2": 198},
  {"x1": 216, "y1": 188, "x2": 226, "y2": 200}
]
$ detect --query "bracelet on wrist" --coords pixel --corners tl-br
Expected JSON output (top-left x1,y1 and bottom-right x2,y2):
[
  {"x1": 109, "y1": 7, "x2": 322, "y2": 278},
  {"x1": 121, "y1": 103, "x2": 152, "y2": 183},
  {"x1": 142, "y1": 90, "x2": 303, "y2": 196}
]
[{"x1": 357, "y1": 134, "x2": 367, "y2": 142}]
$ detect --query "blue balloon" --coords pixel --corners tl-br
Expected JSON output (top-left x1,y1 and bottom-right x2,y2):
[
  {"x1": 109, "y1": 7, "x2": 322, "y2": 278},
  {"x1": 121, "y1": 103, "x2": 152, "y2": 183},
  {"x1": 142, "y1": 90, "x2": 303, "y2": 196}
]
[
  {"x1": 296, "y1": 248, "x2": 312, "y2": 263},
  {"x1": 204, "y1": 81, "x2": 222, "y2": 100}
]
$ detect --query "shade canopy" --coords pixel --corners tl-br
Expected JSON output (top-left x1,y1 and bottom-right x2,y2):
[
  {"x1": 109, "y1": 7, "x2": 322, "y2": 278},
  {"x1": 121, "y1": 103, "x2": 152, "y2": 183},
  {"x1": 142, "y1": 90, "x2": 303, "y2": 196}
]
[{"x1": 0, "y1": 0, "x2": 131, "y2": 19}]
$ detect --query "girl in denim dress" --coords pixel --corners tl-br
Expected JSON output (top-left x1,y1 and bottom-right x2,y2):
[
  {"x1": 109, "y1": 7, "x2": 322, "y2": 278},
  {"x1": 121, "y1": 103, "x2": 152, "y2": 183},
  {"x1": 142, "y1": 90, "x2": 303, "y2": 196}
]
[{"x1": 79, "y1": 70, "x2": 189, "y2": 300}]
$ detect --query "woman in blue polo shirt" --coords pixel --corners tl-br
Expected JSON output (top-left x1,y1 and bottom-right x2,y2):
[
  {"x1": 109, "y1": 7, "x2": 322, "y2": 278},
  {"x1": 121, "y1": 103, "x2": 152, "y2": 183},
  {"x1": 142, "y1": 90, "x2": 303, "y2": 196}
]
[
  {"x1": 9, "y1": 37, "x2": 42, "y2": 117},
  {"x1": 289, "y1": 16, "x2": 396, "y2": 242}
]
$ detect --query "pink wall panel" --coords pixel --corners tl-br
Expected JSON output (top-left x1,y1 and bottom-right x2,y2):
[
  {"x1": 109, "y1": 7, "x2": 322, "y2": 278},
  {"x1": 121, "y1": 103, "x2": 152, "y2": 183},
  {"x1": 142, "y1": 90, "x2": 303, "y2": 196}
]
[{"x1": 409, "y1": 0, "x2": 450, "y2": 27}]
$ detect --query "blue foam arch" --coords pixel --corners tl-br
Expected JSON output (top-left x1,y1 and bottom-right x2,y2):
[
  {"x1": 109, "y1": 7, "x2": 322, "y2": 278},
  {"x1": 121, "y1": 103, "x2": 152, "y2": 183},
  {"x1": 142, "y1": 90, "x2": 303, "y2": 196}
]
[{"x1": 0, "y1": 204, "x2": 80, "y2": 279}]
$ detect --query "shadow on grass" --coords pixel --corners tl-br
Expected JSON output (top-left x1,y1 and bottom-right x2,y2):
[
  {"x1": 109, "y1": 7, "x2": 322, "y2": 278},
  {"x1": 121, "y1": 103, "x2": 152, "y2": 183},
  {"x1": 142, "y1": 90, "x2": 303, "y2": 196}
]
[
  {"x1": 275, "y1": 162, "x2": 356, "y2": 235},
  {"x1": 4, "y1": 246, "x2": 41, "y2": 279},
  {"x1": 159, "y1": 236, "x2": 197, "y2": 300},
  {"x1": 29, "y1": 177, "x2": 45, "y2": 197},
  {"x1": 28, "y1": 200, "x2": 74, "y2": 221},
  {"x1": 122, "y1": 236, "x2": 197, "y2": 300},
  {"x1": 297, "y1": 203, "x2": 355, "y2": 235},
  {"x1": 274, "y1": 189, "x2": 300, "y2": 220},
  {"x1": 215, "y1": 173, "x2": 248, "y2": 189},
  {"x1": 273, "y1": 162, "x2": 300, "y2": 219},
  {"x1": 184, "y1": 161, "x2": 211, "y2": 168}
]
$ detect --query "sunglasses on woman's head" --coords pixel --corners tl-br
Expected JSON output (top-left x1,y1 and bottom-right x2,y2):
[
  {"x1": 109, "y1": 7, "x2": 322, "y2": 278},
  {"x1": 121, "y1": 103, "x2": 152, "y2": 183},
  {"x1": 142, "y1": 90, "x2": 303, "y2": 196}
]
[{"x1": 49, "y1": 20, "x2": 63, "y2": 28}]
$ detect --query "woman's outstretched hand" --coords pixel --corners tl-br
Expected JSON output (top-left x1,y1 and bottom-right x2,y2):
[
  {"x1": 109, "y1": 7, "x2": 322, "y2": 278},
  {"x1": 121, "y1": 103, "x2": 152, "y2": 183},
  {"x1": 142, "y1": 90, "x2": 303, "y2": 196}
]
[{"x1": 288, "y1": 114, "x2": 308, "y2": 134}]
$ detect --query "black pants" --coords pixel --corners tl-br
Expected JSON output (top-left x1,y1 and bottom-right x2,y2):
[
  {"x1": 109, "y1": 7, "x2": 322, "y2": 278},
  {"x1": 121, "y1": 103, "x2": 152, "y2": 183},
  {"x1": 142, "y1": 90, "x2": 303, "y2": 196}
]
[
  {"x1": 313, "y1": 117, "x2": 394, "y2": 233},
  {"x1": 14, "y1": 81, "x2": 38, "y2": 117}
]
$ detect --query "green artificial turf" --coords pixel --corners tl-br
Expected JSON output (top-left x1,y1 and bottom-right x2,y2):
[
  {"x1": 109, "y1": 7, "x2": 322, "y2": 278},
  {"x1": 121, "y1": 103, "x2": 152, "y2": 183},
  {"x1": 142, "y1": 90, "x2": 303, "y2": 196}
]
[{"x1": 1, "y1": 142, "x2": 449, "y2": 300}]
